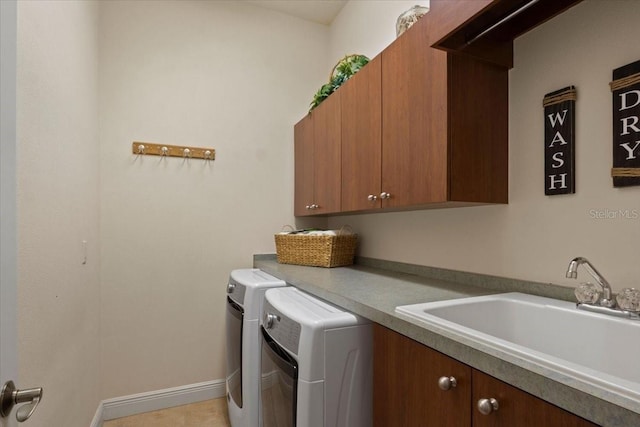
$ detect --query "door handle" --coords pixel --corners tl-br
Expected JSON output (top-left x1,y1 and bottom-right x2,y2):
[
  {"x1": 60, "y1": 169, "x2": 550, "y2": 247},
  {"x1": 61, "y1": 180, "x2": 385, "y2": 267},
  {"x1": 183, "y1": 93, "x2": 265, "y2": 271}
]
[{"x1": 1, "y1": 380, "x2": 43, "y2": 422}]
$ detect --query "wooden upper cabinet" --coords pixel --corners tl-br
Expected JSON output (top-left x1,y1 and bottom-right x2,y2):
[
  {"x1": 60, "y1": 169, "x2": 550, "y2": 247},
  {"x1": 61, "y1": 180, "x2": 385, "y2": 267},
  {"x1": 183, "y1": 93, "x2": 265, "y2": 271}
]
[
  {"x1": 341, "y1": 56, "x2": 382, "y2": 212},
  {"x1": 294, "y1": 0, "x2": 509, "y2": 216},
  {"x1": 448, "y1": 53, "x2": 508, "y2": 203},
  {"x1": 294, "y1": 91, "x2": 342, "y2": 216},
  {"x1": 472, "y1": 370, "x2": 598, "y2": 427},
  {"x1": 312, "y1": 90, "x2": 341, "y2": 214},
  {"x1": 294, "y1": 114, "x2": 314, "y2": 216},
  {"x1": 381, "y1": 14, "x2": 450, "y2": 208},
  {"x1": 381, "y1": 2, "x2": 508, "y2": 209},
  {"x1": 292, "y1": 0, "x2": 584, "y2": 215}
]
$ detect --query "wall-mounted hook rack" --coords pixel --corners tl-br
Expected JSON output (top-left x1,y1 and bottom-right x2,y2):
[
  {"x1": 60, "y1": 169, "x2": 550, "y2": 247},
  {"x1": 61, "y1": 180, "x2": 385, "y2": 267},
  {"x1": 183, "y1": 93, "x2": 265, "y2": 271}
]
[{"x1": 132, "y1": 141, "x2": 215, "y2": 160}]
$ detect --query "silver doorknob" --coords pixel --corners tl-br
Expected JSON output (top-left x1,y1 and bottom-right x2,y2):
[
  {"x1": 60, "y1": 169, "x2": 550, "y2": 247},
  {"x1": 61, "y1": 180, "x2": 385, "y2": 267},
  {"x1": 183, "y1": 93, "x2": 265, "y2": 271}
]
[
  {"x1": 477, "y1": 398, "x2": 499, "y2": 415},
  {"x1": 1, "y1": 380, "x2": 43, "y2": 422},
  {"x1": 437, "y1": 376, "x2": 457, "y2": 391},
  {"x1": 227, "y1": 282, "x2": 235, "y2": 294},
  {"x1": 367, "y1": 194, "x2": 378, "y2": 201},
  {"x1": 380, "y1": 192, "x2": 391, "y2": 199},
  {"x1": 264, "y1": 313, "x2": 278, "y2": 329}
]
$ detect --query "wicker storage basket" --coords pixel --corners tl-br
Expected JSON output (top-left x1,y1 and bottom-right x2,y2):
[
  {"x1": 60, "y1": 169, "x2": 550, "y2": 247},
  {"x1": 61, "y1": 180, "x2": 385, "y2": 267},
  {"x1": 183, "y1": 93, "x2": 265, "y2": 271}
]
[{"x1": 275, "y1": 229, "x2": 357, "y2": 268}]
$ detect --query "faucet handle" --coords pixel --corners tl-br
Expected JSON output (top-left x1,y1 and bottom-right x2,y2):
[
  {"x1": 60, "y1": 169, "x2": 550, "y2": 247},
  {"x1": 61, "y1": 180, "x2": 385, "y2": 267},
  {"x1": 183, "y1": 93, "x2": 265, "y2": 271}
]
[
  {"x1": 616, "y1": 288, "x2": 640, "y2": 312},
  {"x1": 574, "y1": 282, "x2": 600, "y2": 304}
]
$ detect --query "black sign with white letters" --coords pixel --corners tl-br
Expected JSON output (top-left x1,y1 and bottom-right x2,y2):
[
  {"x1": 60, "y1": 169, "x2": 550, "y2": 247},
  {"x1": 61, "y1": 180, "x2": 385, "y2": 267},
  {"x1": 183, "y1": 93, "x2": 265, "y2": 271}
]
[
  {"x1": 611, "y1": 60, "x2": 640, "y2": 187},
  {"x1": 544, "y1": 86, "x2": 576, "y2": 195}
]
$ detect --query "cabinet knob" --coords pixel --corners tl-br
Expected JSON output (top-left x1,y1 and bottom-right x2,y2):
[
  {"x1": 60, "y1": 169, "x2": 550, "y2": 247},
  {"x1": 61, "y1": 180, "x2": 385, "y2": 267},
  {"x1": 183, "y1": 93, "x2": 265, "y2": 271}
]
[
  {"x1": 310, "y1": 204, "x2": 319, "y2": 210},
  {"x1": 367, "y1": 194, "x2": 378, "y2": 201},
  {"x1": 477, "y1": 398, "x2": 499, "y2": 415},
  {"x1": 305, "y1": 205, "x2": 311, "y2": 210},
  {"x1": 437, "y1": 376, "x2": 457, "y2": 391},
  {"x1": 380, "y1": 192, "x2": 391, "y2": 200}
]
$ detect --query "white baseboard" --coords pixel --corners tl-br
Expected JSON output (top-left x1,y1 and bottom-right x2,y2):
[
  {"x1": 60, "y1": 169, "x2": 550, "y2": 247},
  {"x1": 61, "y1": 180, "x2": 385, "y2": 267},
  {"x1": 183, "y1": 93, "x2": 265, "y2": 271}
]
[
  {"x1": 89, "y1": 401, "x2": 103, "y2": 427},
  {"x1": 92, "y1": 379, "x2": 226, "y2": 425}
]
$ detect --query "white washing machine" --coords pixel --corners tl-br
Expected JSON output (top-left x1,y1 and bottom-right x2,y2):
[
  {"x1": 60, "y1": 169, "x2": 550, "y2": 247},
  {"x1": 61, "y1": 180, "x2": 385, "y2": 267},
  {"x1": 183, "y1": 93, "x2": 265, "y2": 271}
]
[
  {"x1": 260, "y1": 287, "x2": 372, "y2": 427},
  {"x1": 226, "y1": 269, "x2": 287, "y2": 427}
]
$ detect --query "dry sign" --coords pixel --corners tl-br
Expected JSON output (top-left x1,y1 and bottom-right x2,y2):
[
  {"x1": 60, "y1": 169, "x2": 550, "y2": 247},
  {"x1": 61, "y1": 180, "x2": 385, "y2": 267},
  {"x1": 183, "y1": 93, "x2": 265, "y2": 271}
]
[
  {"x1": 543, "y1": 86, "x2": 576, "y2": 195},
  {"x1": 611, "y1": 59, "x2": 640, "y2": 187}
]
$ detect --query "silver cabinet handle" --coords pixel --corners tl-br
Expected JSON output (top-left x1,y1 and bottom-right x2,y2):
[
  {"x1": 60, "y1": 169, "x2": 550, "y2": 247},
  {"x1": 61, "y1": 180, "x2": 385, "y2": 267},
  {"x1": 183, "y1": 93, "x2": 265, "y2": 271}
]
[
  {"x1": 305, "y1": 205, "x2": 311, "y2": 210},
  {"x1": 310, "y1": 204, "x2": 319, "y2": 210},
  {"x1": 477, "y1": 398, "x2": 499, "y2": 415},
  {"x1": 367, "y1": 194, "x2": 378, "y2": 201},
  {"x1": 437, "y1": 376, "x2": 457, "y2": 391},
  {"x1": 1, "y1": 380, "x2": 43, "y2": 423},
  {"x1": 380, "y1": 192, "x2": 391, "y2": 200}
]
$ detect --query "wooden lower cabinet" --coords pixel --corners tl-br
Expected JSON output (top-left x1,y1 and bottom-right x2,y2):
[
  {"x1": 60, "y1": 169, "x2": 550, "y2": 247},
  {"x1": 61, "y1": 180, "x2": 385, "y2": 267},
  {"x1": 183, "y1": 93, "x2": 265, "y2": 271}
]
[
  {"x1": 373, "y1": 325, "x2": 598, "y2": 427},
  {"x1": 374, "y1": 324, "x2": 471, "y2": 426},
  {"x1": 472, "y1": 370, "x2": 597, "y2": 427}
]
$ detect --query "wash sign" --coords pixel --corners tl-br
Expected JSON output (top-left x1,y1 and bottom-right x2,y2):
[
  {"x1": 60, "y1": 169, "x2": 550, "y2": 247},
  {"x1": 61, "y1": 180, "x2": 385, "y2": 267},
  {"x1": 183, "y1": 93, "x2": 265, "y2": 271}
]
[
  {"x1": 611, "y1": 59, "x2": 640, "y2": 187},
  {"x1": 544, "y1": 86, "x2": 576, "y2": 195}
]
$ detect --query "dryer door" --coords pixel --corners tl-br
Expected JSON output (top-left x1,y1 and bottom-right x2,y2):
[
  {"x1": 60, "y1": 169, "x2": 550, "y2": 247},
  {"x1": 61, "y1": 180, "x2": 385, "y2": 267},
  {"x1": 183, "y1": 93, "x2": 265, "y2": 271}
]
[{"x1": 261, "y1": 327, "x2": 298, "y2": 427}]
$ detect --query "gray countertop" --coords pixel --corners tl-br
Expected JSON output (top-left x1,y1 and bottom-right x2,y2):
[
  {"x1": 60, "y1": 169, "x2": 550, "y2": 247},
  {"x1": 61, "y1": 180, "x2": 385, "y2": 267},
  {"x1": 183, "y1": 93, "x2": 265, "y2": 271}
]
[{"x1": 254, "y1": 255, "x2": 640, "y2": 427}]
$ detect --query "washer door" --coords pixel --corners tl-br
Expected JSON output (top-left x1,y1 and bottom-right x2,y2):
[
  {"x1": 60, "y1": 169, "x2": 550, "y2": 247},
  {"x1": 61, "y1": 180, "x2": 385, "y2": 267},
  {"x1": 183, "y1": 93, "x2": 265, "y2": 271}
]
[
  {"x1": 261, "y1": 326, "x2": 298, "y2": 427},
  {"x1": 226, "y1": 296, "x2": 244, "y2": 408}
]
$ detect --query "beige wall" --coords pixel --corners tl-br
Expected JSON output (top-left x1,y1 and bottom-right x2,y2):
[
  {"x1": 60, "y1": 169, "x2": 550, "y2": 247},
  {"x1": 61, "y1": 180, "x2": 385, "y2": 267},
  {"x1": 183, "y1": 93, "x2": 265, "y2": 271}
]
[
  {"x1": 98, "y1": 1, "x2": 328, "y2": 398},
  {"x1": 328, "y1": 0, "x2": 429, "y2": 65},
  {"x1": 328, "y1": 0, "x2": 640, "y2": 291},
  {"x1": 14, "y1": 2, "x2": 640, "y2": 421},
  {"x1": 17, "y1": 1, "x2": 101, "y2": 426}
]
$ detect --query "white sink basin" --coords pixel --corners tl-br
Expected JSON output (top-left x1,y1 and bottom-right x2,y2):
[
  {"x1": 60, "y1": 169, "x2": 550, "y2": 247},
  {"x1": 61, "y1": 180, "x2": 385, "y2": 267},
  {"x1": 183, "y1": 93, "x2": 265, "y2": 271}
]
[{"x1": 395, "y1": 292, "x2": 640, "y2": 406}]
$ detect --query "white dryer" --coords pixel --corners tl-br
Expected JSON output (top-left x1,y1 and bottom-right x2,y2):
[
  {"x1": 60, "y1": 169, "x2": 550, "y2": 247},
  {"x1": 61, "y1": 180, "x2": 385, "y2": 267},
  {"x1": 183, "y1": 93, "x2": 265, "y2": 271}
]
[
  {"x1": 260, "y1": 287, "x2": 372, "y2": 427},
  {"x1": 226, "y1": 269, "x2": 286, "y2": 427}
]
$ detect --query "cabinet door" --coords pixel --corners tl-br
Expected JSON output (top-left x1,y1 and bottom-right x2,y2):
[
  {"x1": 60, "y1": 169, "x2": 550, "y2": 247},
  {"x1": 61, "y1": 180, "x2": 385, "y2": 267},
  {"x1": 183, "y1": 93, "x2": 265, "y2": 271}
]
[
  {"x1": 294, "y1": 114, "x2": 314, "y2": 216},
  {"x1": 341, "y1": 56, "x2": 382, "y2": 212},
  {"x1": 373, "y1": 325, "x2": 471, "y2": 427},
  {"x1": 312, "y1": 90, "x2": 341, "y2": 214},
  {"x1": 381, "y1": 16, "x2": 449, "y2": 208},
  {"x1": 472, "y1": 370, "x2": 598, "y2": 427}
]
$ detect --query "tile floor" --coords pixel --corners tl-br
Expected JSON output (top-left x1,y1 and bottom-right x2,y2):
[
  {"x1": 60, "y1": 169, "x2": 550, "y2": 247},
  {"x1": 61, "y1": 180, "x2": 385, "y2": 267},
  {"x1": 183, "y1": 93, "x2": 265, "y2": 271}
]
[{"x1": 103, "y1": 398, "x2": 231, "y2": 427}]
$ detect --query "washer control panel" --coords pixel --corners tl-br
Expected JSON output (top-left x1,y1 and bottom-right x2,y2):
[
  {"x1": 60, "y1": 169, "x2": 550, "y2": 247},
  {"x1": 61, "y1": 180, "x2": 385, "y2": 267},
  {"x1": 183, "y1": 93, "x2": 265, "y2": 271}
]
[
  {"x1": 226, "y1": 278, "x2": 246, "y2": 305},
  {"x1": 263, "y1": 300, "x2": 301, "y2": 356}
]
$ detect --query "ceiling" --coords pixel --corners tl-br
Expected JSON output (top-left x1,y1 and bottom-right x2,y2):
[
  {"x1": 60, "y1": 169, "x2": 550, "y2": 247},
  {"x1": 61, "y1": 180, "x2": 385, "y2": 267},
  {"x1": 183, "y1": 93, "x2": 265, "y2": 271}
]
[{"x1": 244, "y1": 0, "x2": 348, "y2": 25}]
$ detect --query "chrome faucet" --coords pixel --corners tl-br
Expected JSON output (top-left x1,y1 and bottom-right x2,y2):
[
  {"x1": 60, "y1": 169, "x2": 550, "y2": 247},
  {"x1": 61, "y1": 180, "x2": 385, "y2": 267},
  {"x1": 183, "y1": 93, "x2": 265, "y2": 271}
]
[
  {"x1": 566, "y1": 257, "x2": 640, "y2": 320},
  {"x1": 566, "y1": 257, "x2": 615, "y2": 308}
]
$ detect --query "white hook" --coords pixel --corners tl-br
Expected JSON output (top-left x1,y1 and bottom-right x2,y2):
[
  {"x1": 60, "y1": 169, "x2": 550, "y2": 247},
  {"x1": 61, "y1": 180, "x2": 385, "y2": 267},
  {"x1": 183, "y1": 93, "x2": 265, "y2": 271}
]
[
  {"x1": 160, "y1": 146, "x2": 169, "y2": 156},
  {"x1": 183, "y1": 148, "x2": 191, "y2": 158},
  {"x1": 137, "y1": 144, "x2": 145, "y2": 154},
  {"x1": 204, "y1": 150, "x2": 212, "y2": 160}
]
